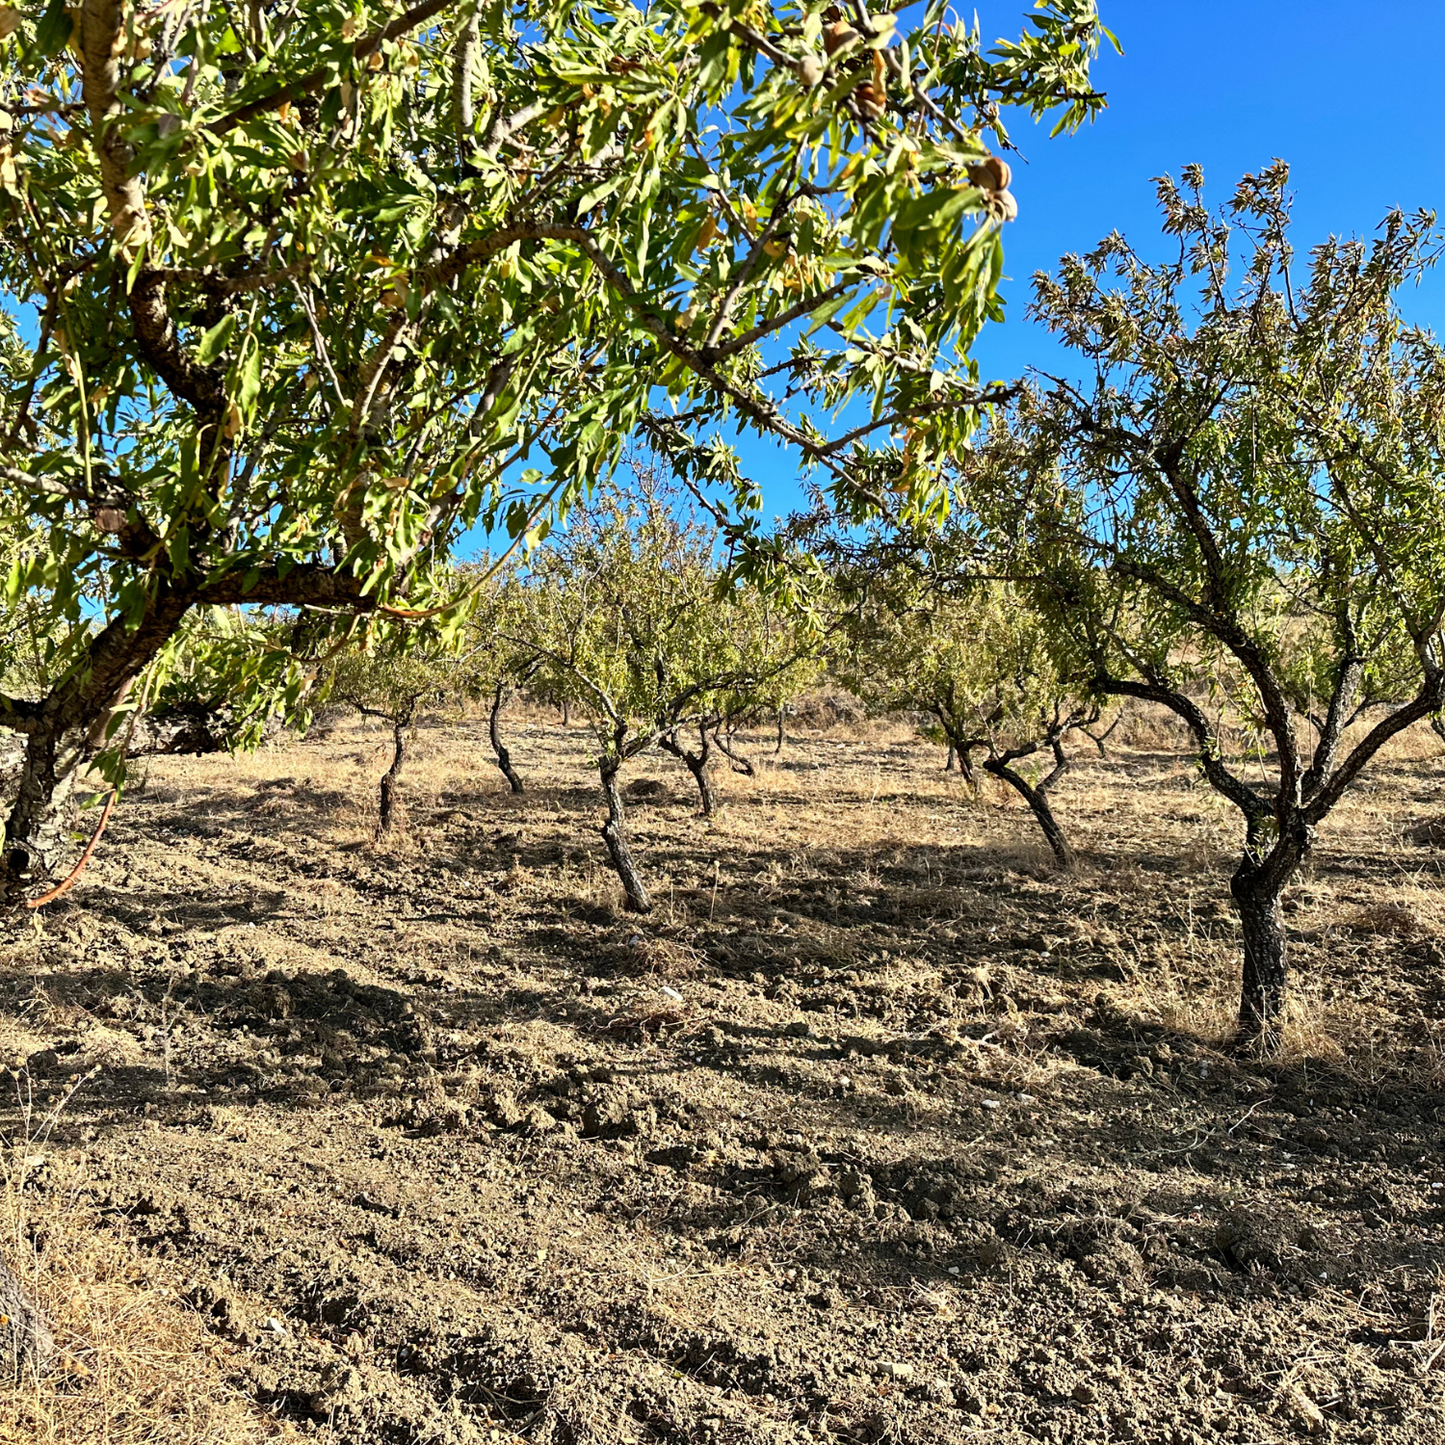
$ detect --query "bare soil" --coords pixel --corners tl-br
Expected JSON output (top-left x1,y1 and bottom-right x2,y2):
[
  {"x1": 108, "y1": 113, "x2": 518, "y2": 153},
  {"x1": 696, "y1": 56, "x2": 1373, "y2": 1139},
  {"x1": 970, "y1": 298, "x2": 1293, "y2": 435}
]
[{"x1": 3, "y1": 713, "x2": 1445, "y2": 1445}]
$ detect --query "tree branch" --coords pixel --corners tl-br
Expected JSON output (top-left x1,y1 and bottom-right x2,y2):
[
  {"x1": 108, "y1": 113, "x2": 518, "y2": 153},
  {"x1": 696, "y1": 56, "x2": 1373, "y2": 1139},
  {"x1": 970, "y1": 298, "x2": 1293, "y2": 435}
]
[{"x1": 208, "y1": 0, "x2": 460, "y2": 137}]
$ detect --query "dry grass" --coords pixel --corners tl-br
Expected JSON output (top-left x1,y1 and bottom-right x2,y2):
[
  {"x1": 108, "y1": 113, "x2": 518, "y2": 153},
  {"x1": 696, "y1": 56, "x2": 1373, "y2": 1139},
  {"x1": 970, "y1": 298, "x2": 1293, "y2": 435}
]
[{"x1": 0, "y1": 1074, "x2": 292, "y2": 1445}]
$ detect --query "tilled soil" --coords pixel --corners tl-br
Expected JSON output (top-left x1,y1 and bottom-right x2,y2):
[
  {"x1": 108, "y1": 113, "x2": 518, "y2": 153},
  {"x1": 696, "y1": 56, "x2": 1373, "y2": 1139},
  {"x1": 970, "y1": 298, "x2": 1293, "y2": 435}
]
[{"x1": 4, "y1": 717, "x2": 1445, "y2": 1444}]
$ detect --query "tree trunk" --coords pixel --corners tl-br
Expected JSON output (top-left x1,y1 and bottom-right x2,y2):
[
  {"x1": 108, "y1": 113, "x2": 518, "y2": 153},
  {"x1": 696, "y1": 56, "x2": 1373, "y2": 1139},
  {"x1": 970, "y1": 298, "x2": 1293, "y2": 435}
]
[
  {"x1": 1227, "y1": 808, "x2": 1313, "y2": 1052},
  {"x1": 1, "y1": 569, "x2": 375, "y2": 904},
  {"x1": 712, "y1": 726, "x2": 756, "y2": 778},
  {"x1": 599, "y1": 763, "x2": 651, "y2": 912},
  {"x1": 489, "y1": 682, "x2": 525, "y2": 794},
  {"x1": 660, "y1": 724, "x2": 716, "y2": 816},
  {"x1": 0, "y1": 1255, "x2": 54, "y2": 1381},
  {"x1": 3, "y1": 722, "x2": 84, "y2": 905},
  {"x1": 379, "y1": 718, "x2": 405, "y2": 832},
  {"x1": 945, "y1": 740, "x2": 957, "y2": 772},
  {"x1": 775, "y1": 708, "x2": 785, "y2": 753},
  {"x1": 1233, "y1": 879, "x2": 1287, "y2": 1052},
  {"x1": 688, "y1": 733, "x2": 717, "y2": 817},
  {"x1": 983, "y1": 756, "x2": 1075, "y2": 868},
  {"x1": 1, "y1": 587, "x2": 198, "y2": 903}
]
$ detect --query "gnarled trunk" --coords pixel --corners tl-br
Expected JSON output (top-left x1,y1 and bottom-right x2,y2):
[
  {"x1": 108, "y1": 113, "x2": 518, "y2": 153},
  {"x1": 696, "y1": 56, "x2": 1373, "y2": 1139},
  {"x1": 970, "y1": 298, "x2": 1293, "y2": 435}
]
[
  {"x1": 4, "y1": 722, "x2": 85, "y2": 905},
  {"x1": 687, "y1": 748, "x2": 717, "y2": 816},
  {"x1": 660, "y1": 723, "x2": 716, "y2": 816},
  {"x1": 489, "y1": 682, "x2": 525, "y2": 794},
  {"x1": 379, "y1": 718, "x2": 406, "y2": 832},
  {"x1": 2, "y1": 587, "x2": 196, "y2": 904},
  {"x1": 599, "y1": 762, "x2": 651, "y2": 912},
  {"x1": 1230, "y1": 830, "x2": 1308, "y2": 1052},
  {"x1": 983, "y1": 740, "x2": 1075, "y2": 868},
  {"x1": 1234, "y1": 880, "x2": 1287, "y2": 1051},
  {"x1": 2, "y1": 562, "x2": 371, "y2": 905},
  {"x1": 1228, "y1": 808, "x2": 1314, "y2": 1052},
  {"x1": 0, "y1": 1255, "x2": 54, "y2": 1381}
]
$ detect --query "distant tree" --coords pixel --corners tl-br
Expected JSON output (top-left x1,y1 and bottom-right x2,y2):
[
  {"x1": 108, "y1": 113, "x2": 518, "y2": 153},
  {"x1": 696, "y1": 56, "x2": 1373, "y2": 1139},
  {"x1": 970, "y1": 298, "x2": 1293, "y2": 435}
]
[
  {"x1": 0, "y1": 0, "x2": 1112, "y2": 902},
  {"x1": 515, "y1": 489, "x2": 809, "y2": 908},
  {"x1": 327, "y1": 636, "x2": 455, "y2": 832},
  {"x1": 658, "y1": 593, "x2": 819, "y2": 815},
  {"x1": 837, "y1": 561, "x2": 1098, "y2": 864},
  {"x1": 966, "y1": 166, "x2": 1445, "y2": 1049},
  {"x1": 456, "y1": 567, "x2": 536, "y2": 795}
]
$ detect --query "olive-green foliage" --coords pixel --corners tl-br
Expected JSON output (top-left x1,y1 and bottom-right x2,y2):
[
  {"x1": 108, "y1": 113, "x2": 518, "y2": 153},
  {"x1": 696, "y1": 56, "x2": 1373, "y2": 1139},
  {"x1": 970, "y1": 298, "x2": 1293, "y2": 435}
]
[
  {"x1": 0, "y1": 529, "x2": 66, "y2": 702},
  {"x1": 842, "y1": 576, "x2": 1090, "y2": 769},
  {"x1": 141, "y1": 606, "x2": 313, "y2": 751},
  {"x1": 325, "y1": 628, "x2": 459, "y2": 728},
  {"x1": 453, "y1": 562, "x2": 537, "y2": 703},
  {"x1": 988, "y1": 167, "x2": 1445, "y2": 818}
]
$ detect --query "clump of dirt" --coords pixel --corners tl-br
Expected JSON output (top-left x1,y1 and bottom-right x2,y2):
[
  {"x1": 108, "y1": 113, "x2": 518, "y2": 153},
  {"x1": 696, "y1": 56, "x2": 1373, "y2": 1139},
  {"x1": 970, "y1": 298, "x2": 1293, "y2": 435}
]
[{"x1": 2, "y1": 716, "x2": 1444, "y2": 1444}]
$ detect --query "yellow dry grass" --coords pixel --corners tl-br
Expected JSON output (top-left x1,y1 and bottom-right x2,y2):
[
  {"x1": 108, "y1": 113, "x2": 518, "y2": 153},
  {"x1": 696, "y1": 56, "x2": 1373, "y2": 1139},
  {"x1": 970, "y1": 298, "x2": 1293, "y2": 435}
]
[{"x1": 0, "y1": 1085, "x2": 293, "y2": 1445}]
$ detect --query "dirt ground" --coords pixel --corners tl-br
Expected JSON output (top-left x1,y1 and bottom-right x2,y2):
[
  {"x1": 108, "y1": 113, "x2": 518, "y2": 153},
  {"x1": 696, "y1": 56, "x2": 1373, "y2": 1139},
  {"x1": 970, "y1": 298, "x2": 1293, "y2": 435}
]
[{"x1": 3, "y1": 707, "x2": 1445, "y2": 1445}]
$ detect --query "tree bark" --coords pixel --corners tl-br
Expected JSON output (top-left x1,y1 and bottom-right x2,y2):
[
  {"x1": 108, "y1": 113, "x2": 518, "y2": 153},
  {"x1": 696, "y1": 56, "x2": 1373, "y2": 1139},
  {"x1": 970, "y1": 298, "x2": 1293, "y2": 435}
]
[
  {"x1": 688, "y1": 731, "x2": 717, "y2": 817},
  {"x1": 3, "y1": 722, "x2": 84, "y2": 905},
  {"x1": 599, "y1": 762, "x2": 651, "y2": 912},
  {"x1": 1, "y1": 567, "x2": 375, "y2": 904},
  {"x1": 983, "y1": 744, "x2": 1075, "y2": 868},
  {"x1": 1, "y1": 587, "x2": 194, "y2": 902},
  {"x1": 379, "y1": 718, "x2": 406, "y2": 832},
  {"x1": 489, "y1": 681, "x2": 525, "y2": 793},
  {"x1": 1229, "y1": 827, "x2": 1309, "y2": 1052},
  {"x1": 945, "y1": 740, "x2": 957, "y2": 772},
  {"x1": 775, "y1": 707, "x2": 785, "y2": 753},
  {"x1": 1233, "y1": 874, "x2": 1288, "y2": 1052},
  {"x1": 0, "y1": 1255, "x2": 53, "y2": 1381}
]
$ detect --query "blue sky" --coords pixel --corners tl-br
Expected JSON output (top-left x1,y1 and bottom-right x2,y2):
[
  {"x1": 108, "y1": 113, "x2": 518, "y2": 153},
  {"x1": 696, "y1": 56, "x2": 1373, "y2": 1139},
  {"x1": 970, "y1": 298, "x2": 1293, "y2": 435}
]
[{"x1": 737, "y1": 0, "x2": 1445, "y2": 521}]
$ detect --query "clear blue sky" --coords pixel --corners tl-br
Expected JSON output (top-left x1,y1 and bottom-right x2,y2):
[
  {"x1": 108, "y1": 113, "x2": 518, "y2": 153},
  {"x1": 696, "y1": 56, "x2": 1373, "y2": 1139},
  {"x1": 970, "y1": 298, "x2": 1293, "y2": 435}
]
[{"x1": 740, "y1": 0, "x2": 1445, "y2": 521}]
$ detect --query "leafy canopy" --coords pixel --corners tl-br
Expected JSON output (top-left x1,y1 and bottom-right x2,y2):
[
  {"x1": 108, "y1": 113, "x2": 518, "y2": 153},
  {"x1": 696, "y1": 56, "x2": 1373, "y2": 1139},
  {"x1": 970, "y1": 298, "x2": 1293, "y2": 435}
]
[
  {"x1": 837, "y1": 562, "x2": 1094, "y2": 768},
  {"x1": 0, "y1": 0, "x2": 1112, "y2": 733},
  {"x1": 966, "y1": 163, "x2": 1445, "y2": 857},
  {"x1": 514, "y1": 486, "x2": 812, "y2": 763}
]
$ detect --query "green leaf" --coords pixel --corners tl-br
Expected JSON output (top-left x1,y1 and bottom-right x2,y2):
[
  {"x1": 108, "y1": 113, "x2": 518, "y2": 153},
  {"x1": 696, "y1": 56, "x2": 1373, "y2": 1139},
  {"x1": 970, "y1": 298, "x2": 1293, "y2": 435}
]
[
  {"x1": 575, "y1": 173, "x2": 625, "y2": 216},
  {"x1": 33, "y1": 0, "x2": 69, "y2": 58},
  {"x1": 196, "y1": 314, "x2": 237, "y2": 366},
  {"x1": 236, "y1": 342, "x2": 262, "y2": 416}
]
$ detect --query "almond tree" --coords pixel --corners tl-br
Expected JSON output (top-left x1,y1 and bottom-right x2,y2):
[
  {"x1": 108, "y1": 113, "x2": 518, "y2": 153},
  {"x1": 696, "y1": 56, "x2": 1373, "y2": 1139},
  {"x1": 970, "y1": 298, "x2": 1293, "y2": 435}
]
[
  {"x1": 514, "y1": 491, "x2": 808, "y2": 909},
  {"x1": 0, "y1": 0, "x2": 1110, "y2": 902},
  {"x1": 456, "y1": 565, "x2": 536, "y2": 794},
  {"x1": 968, "y1": 165, "x2": 1445, "y2": 1048},
  {"x1": 657, "y1": 594, "x2": 819, "y2": 815},
  {"x1": 836, "y1": 562, "x2": 1098, "y2": 864},
  {"x1": 327, "y1": 634, "x2": 456, "y2": 831}
]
